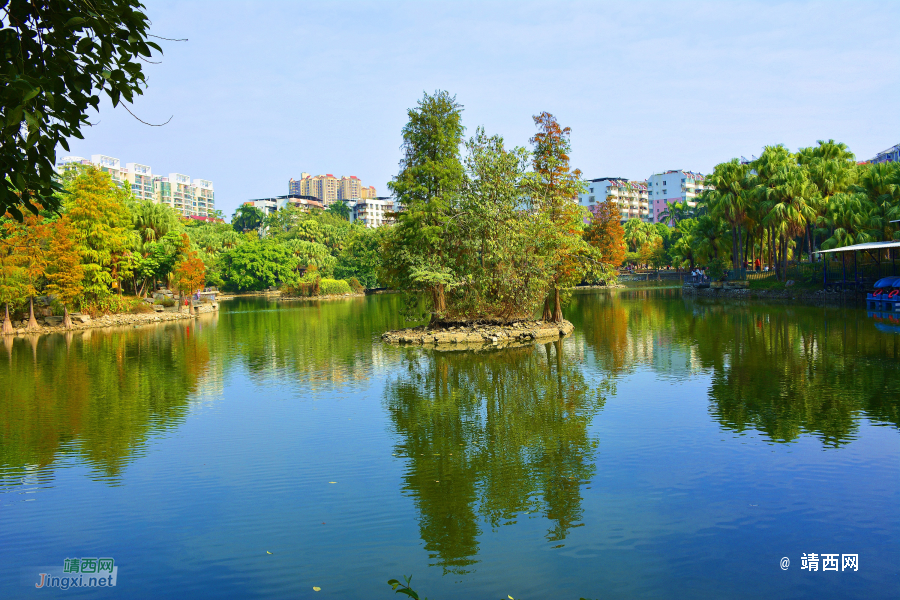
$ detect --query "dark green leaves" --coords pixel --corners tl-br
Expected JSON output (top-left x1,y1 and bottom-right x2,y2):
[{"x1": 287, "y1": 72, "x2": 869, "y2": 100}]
[
  {"x1": 0, "y1": 0, "x2": 161, "y2": 219},
  {"x1": 387, "y1": 575, "x2": 425, "y2": 600}
]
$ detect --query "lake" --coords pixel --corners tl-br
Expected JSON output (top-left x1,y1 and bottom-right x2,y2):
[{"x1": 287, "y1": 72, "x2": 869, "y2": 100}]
[{"x1": 1, "y1": 290, "x2": 898, "y2": 599}]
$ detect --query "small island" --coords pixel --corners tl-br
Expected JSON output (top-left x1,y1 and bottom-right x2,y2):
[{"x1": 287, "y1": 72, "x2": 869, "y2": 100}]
[
  {"x1": 383, "y1": 319, "x2": 574, "y2": 347},
  {"x1": 379, "y1": 93, "x2": 617, "y2": 344}
]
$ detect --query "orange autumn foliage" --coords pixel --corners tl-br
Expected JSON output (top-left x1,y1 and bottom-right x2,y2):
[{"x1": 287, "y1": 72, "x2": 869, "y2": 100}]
[
  {"x1": 174, "y1": 235, "x2": 206, "y2": 296},
  {"x1": 584, "y1": 198, "x2": 626, "y2": 267}
]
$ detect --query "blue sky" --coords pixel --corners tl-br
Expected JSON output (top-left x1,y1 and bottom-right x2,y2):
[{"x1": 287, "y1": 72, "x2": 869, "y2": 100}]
[{"x1": 64, "y1": 0, "x2": 899, "y2": 217}]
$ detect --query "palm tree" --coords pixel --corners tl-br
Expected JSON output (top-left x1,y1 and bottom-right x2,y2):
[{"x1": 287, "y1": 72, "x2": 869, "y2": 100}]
[
  {"x1": 798, "y1": 140, "x2": 856, "y2": 257},
  {"x1": 751, "y1": 145, "x2": 796, "y2": 274},
  {"x1": 853, "y1": 162, "x2": 900, "y2": 243},
  {"x1": 133, "y1": 200, "x2": 178, "y2": 244},
  {"x1": 692, "y1": 215, "x2": 726, "y2": 263},
  {"x1": 623, "y1": 218, "x2": 647, "y2": 253},
  {"x1": 705, "y1": 159, "x2": 753, "y2": 270},
  {"x1": 760, "y1": 165, "x2": 818, "y2": 280},
  {"x1": 818, "y1": 192, "x2": 876, "y2": 249}
]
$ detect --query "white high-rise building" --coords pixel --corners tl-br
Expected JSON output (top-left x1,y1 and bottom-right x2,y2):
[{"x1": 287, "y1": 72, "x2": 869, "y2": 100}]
[
  {"x1": 124, "y1": 162, "x2": 154, "y2": 201},
  {"x1": 578, "y1": 177, "x2": 650, "y2": 223},
  {"x1": 55, "y1": 154, "x2": 216, "y2": 218}
]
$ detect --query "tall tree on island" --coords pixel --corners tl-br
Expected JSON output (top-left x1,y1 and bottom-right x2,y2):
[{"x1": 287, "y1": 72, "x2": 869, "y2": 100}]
[
  {"x1": 383, "y1": 90, "x2": 465, "y2": 323},
  {"x1": 527, "y1": 112, "x2": 588, "y2": 322}
]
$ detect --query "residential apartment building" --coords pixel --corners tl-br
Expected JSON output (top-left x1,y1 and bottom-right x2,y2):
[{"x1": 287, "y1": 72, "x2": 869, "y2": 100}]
[
  {"x1": 125, "y1": 162, "x2": 154, "y2": 201},
  {"x1": 578, "y1": 178, "x2": 650, "y2": 223},
  {"x1": 353, "y1": 197, "x2": 397, "y2": 228},
  {"x1": 55, "y1": 154, "x2": 215, "y2": 218},
  {"x1": 244, "y1": 194, "x2": 324, "y2": 216},
  {"x1": 646, "y1": 170, "x2": 710, "y2": 224},
  {"x1": 289, "y1": 172, "x2": 376, "y2": 205},
  {"x1": 871, "y1": 143, "x2": 899, "y2": 164}
]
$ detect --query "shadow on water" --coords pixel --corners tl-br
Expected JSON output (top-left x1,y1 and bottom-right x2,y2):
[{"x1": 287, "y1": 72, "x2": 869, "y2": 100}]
[
  {"x1": 383, "y1": 340, "x2": 612, "y2": 574},
  {"x1": 569, "y1": 288, "x2": 900, "y2": 447}
]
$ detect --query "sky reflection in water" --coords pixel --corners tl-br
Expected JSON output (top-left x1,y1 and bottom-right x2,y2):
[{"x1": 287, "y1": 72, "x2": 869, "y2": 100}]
[{"x1": 0, "y1": 291, "x2": 897, "y2": 599}]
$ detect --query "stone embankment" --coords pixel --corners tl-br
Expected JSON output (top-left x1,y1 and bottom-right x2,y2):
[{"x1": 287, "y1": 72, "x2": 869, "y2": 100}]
[
  {"x1": 686, "y1": 284, "x2": 862, "y2": 304},
  {"x1": 280, "y1": 293, "x2": 366, "y2": 301},
  {"x1": 6, "y1": 304, "x2": 216, "y2": 337},
  {"x1": 382, "y1": 320, "x2": 574, "y2": 347}
]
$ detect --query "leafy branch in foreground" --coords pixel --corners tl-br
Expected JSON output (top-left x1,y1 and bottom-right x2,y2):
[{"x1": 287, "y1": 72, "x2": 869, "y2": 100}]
[{"x1": 1, "y1": 0, "x2": 162, "y2": 219}]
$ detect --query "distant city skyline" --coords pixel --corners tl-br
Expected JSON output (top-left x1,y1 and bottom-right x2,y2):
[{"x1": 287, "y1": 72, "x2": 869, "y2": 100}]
[{"x1": 58, "y1": 1, "x2": 900, "y2": 217}]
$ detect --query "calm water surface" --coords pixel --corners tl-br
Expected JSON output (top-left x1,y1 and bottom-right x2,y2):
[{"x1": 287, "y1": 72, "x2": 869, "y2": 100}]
[{"x1": 1, "y1": 290, "x2": 898, "y2": 599}]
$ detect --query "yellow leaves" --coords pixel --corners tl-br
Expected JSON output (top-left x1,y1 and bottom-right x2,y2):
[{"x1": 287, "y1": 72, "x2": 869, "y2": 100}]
[{"x1": 313, "y1": 586, "x2": 321, "y2": 592}]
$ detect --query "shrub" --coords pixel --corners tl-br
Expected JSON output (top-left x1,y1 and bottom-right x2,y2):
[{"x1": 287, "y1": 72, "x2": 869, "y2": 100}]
[
  {"x1": 283, "y1": 275, "x2": 352, "y2": 297},
  {"x1": 129, "y1": 302, "x2": 154, "y2": 314},
  {"x1": 83, "y1": 294, "x2": 132, "y2": 317},
  {"x1": 348, "y1": 277, "x2": 364, "y2": 293},
  {"x1": 319, "y1": 278, "x2": 352, "y2": 296}
]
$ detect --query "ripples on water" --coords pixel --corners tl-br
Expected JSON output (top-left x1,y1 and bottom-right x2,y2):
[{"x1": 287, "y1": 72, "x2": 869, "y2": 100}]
[{"x1": 1, "y1": 291, "x2": 897, "y2": 599}]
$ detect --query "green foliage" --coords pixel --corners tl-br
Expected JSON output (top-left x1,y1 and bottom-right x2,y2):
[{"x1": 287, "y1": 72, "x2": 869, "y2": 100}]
[
  {"x1": 283, "y1": 239, "x2": 335, "y2": 277},
  {"x1": 220, "y1": 239, "x2": 301, "y2": 291},
  {"x1": 707, "y1": 256, "x2": 730, "y2": 281},
  {"x1": 153, "y1": 297, "x2": 175, "y2": 307},
  {"x1": 319, "y1": 278, "x2": 352, "y2": 296},
  {"x1": 325, "y1": 201, "x2": 351, "y2": 221},
  {"x1": 334, "y1": 226, "x2": 384, "y2": 288},
  {"x1": 347, "y1": 277, "x2": 364, "y2": 294},
  {"x1": 653, "y1": 140, "x2": 900, "y2": 283},
  {"x1": 64, "y1": 166, "x2": 133, "y2": 306},
  {"x1": 283, "y1": 269, "x2": 321, "y2": 297},
  {"x1": 383, "y1": 97, "x2": 595, "y2": 324},
  {"x1": 448, "y1": 127, "x2": 551, "y2": 320},
  {"x1": 388, "y1": 576, "x2": 426, "y2": 600},
  {"x1": 128, "y1": 299, "x2": 153, "y2": 314},
  {"x1": 383, "y1": 90, "x2": 466, "y2": 320},
  {"x1": 0, "y1": 0, "x2": 161, "y2": 220},
  {"x1": 232, "y1": 205, "x2": 264, "y2": 233}
]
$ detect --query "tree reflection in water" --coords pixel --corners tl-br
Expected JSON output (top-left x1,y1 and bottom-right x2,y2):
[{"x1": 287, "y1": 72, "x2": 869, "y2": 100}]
[
  {"x1": 383, "y1": 340, "x2": 610, "y2": 573},
  {"x1": 570, "y1": 290, "x2": 900, "y2": 448},
  {"x1": 0, "y1": 319, "x2": 214, "y2": 487}
]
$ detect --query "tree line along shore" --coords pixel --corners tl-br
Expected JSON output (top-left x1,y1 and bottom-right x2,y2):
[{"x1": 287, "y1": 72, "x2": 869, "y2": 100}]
[{"x1": 3, "y1": 90, "x2": 897, "y2": 335}]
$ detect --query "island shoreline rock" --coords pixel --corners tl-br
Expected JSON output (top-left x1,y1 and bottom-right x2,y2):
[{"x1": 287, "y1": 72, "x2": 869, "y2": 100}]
[{"x1": 382, "y1": 319, "x2": 574, "y2": 347}]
